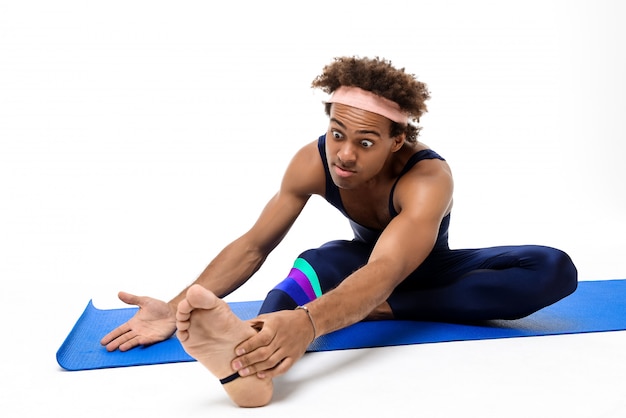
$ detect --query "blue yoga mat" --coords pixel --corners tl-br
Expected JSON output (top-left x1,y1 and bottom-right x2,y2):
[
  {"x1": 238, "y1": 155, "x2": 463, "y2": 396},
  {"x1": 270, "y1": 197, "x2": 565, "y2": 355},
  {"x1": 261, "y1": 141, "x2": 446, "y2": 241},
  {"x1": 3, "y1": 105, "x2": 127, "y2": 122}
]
[{"x1": 57, "y1": 279, "x2": 626, "y2": 371}]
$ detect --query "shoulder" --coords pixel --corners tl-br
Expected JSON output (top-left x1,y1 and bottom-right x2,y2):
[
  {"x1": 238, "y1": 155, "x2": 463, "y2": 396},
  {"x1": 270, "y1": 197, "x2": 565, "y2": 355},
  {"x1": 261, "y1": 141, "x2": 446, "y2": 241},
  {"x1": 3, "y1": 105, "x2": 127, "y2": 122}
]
[
  {"x1": 393, "y1": 146, "x2": 454, "y2": 218},
  {"x1": 395, "y1": 143, "x2": 452, "y2": 185},
  {"x1": 280, "y1": 139, "x2": 326, "y2": 198},
  {"x1": 290, "y1": 139, "x2": 322, "y2": 165}
]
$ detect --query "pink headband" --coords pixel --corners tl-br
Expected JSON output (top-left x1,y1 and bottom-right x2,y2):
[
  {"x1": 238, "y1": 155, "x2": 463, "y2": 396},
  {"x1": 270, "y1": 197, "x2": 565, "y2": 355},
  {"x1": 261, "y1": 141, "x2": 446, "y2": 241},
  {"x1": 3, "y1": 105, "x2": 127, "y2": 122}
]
[{"x1": 326, "y1": 86, "x2": 408, "y2": 125}]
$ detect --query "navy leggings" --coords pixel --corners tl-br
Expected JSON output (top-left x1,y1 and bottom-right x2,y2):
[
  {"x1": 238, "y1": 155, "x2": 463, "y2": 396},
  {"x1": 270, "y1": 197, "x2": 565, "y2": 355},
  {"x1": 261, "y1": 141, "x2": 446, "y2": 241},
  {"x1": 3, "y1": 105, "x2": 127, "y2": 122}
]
[{"x1": 259, "y1": 240, "x2": 578, "y2": 322}]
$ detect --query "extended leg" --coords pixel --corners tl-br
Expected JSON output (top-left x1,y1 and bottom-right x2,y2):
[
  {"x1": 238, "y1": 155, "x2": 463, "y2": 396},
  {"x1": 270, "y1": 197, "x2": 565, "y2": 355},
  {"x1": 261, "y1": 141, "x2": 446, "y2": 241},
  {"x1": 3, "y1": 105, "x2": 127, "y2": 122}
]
[
  {"x1": 260, "y1": 240, "x2": 392, "y2": 320},
  {"x1": 259, "y1": 239, "x2": 377, "y2": 315}
]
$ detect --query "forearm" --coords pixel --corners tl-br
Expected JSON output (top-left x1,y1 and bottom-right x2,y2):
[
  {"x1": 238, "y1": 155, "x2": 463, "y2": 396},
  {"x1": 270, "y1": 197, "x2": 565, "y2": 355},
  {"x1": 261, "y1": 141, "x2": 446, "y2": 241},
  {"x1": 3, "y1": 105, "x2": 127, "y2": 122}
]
[
  {"x1": 306, "y1": 259, "x2": 403, "y2": 337},
  {"x1": 304, "y1": 212, "x2": 443, "y2": 335},
  {"x1": 168, "y1": 236, "x2": 266, "y2": 310}
]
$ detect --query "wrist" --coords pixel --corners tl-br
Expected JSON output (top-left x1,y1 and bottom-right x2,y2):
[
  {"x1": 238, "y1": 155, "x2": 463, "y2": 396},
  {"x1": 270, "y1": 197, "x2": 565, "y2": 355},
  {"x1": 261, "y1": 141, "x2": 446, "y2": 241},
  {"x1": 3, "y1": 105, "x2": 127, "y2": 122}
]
[
  {"x1": 167, "y1": 300, "x2": 178, "y2": 320},
  {"x1": 295, "y1": 305, "x2": 317, "y2": 343}
]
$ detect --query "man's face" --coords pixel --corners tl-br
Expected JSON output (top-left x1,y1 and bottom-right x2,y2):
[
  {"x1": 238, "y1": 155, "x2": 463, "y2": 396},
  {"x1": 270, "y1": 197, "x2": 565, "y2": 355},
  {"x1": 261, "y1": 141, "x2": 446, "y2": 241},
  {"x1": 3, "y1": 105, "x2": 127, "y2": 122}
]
[{"x1": 326, "y1": 103, "x2": 402, "y2": 190}]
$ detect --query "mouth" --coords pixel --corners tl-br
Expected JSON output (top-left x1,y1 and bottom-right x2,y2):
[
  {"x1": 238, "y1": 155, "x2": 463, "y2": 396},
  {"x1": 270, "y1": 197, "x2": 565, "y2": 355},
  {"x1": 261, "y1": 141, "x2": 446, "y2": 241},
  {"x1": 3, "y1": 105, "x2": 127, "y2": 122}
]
[{"x1": 333, "y1": 163, "x2": 356, "y2": 178}]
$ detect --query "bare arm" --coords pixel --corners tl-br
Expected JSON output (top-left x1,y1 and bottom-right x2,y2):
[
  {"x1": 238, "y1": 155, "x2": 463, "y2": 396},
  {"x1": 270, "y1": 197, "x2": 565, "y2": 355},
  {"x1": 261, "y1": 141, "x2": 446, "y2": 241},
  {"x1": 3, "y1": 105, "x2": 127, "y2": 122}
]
[
  {"x1": 308, "y1": 158, "x2": 453, "y2": 335},
  {"x1": 231, "y1": 158, "x2": 453, "y2": 376},
  {"x1": 165, "y1": 192, "x2": 300, "y2": 312},
  {"x1": 168, "y1": 140, "x2": 326, "y2": 307},
  {"x1": 101, "y1": 140, "x2": 325, "y2": 351}
]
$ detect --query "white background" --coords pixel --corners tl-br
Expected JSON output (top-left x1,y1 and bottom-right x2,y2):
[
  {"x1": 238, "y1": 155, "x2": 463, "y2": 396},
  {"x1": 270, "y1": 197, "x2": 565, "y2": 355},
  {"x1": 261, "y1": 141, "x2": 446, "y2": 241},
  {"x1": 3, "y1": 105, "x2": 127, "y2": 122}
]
[{"x1": 1, "y1": 1, "x2": 625, "y2": 416}]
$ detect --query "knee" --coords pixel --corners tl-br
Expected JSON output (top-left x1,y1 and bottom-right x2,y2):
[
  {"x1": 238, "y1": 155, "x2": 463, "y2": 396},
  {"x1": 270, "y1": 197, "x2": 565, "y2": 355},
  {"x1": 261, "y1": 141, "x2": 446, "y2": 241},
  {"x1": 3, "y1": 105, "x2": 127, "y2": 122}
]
[
  {"x1": 538, "y1": 246, "x2": 578, "y2": 297},
  {"x1": 259, "y1": 289, "x2": 298, "y2": 314}
]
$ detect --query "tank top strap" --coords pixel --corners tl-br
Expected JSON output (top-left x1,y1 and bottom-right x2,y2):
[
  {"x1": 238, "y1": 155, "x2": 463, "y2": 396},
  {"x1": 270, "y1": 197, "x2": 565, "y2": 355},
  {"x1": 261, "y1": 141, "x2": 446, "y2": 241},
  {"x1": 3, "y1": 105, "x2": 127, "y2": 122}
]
[
  {"x1": 388, "y1": 149, "x2": 446, "y2": 217},
  {"x1": 317, "y1": 134, "x2": 350, "y2": 217}
]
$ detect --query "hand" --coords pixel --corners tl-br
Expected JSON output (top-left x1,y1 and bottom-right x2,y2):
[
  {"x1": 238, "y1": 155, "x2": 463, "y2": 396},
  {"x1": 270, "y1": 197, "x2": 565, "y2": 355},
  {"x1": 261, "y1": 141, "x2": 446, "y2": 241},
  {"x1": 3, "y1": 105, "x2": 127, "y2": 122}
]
[
  {"x1": 230, "y1": 309, "x2": 315, "y2": 379},
  {"x1": 100, "y1": 291, "x2": 177, "y2": 352}
]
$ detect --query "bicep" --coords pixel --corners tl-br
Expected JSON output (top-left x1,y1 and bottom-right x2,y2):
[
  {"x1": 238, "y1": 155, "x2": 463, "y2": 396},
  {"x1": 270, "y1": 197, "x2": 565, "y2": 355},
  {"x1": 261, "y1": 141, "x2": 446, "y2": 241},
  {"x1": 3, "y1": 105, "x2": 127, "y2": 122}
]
[
  {"x1": 370, "y1": 165, "x2": 453, "y2": 283},
  {"x1": 368, "y1": 213, "x2": 442, "y2": 286}
]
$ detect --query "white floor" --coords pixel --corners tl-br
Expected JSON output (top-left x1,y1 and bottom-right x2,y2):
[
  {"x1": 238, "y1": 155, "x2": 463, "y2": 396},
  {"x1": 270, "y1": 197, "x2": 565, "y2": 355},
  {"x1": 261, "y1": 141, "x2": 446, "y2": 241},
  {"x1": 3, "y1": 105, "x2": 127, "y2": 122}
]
[{"x1": 2, "y1": 1, "x2": 625, "y2": 417}]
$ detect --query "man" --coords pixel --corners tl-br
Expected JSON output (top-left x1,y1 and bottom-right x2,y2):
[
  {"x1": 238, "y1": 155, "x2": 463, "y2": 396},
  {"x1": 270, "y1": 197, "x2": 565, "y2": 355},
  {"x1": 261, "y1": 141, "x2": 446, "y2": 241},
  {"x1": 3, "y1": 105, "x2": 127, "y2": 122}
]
[{"x1": 101, "y1": 56, "x2": 577, "y2": 407}]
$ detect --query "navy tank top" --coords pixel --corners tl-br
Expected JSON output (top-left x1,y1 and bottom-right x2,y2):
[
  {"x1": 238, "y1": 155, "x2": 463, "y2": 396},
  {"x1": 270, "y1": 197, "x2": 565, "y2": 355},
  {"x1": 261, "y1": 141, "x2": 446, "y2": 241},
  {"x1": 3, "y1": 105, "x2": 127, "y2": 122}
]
[{"x1": 317, "y1": 134, "x2": 450, "y2": 248}]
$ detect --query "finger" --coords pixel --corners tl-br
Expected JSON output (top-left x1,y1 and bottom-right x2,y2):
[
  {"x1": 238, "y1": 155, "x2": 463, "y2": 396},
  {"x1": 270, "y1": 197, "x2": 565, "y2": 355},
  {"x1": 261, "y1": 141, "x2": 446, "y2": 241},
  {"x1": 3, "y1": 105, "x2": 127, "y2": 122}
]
[
  {"x1": 245, "y1": 319, "x2": 264, "y2": 332},
  {"x1": 234, "y1": 326, "x2": 274, "y2": 357},
  {"x1": 104, "y1": 329, "x2": 135, "y2": 352},
  {"x1": 118, "y1": 291, "x2": 142, "y2": 307},
  {"x1": 259, "y1": 357, "x2": 294, "y2": 380},
  {"x1": 118, "y1": 335, "x2": 142, "y2": 352},
  {"x1": 240, "y1": 350, "x2": 288, "y2": 377},
  {"x1": 233, "y1": 343, "x2": 288, "y2": 377},
  {"x1": 100, "y1": 322, "x2": 130, "y2": 346}
]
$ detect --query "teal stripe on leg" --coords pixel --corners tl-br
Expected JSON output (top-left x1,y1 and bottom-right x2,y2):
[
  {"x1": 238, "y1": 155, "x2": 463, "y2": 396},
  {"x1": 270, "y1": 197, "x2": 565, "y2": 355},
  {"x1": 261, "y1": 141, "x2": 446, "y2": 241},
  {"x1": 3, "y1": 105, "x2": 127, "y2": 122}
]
[{"x1": 293, "y1": 257, "x2": 322, "y2": 298}]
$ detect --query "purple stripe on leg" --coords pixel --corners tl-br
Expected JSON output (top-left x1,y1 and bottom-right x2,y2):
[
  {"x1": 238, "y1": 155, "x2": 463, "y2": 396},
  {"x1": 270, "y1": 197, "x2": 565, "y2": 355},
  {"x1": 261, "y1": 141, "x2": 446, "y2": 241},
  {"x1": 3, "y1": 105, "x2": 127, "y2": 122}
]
[{"x1": 289, "y1": 268, "x2": 317, "y2": 302}]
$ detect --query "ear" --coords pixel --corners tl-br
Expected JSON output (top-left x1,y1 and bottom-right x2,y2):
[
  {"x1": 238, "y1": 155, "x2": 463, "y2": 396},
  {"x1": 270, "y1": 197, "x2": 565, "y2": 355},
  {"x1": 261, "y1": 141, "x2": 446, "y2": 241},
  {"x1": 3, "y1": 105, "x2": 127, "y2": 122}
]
[{"x1": 391, "y1": 133, "x2": 405, "y2": 152}]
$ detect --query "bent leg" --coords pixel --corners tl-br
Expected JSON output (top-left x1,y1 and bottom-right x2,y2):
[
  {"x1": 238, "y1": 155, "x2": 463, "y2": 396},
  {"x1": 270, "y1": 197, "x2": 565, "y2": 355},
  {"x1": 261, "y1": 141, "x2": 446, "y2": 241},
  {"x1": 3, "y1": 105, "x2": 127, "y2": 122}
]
[
  {"x1": 389, "y1": 245, "x2": 578, "y2": 321},
  {"x1": 176, "y1": 285, "x2": 273, "y2": 407}
]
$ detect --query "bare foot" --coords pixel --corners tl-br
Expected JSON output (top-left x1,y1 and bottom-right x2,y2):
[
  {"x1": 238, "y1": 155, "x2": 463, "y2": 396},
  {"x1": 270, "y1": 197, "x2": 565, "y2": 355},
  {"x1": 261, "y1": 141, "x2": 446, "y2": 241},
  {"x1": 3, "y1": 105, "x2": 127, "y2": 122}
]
[{"x1": 176, "y1": 285, "x2": 273, "y2": 407}]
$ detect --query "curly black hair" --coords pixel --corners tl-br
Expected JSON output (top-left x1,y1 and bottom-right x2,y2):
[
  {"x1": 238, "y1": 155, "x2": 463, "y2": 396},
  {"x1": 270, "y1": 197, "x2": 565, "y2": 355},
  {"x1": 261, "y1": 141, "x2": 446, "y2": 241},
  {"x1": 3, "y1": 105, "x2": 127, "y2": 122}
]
[{"x1": 311, "y1": 56, "x2": 431, "y2": 142}]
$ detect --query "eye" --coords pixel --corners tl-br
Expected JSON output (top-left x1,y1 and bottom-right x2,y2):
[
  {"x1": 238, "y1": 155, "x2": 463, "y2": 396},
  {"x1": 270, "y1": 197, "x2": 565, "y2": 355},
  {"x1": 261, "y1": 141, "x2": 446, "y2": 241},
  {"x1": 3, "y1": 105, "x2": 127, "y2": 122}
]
[
  {"x1": 360, "y1": 139, "x2": 374, "y2": 148},
  {"x1": 331, "y1": 130, "x2": 343, "y2": 140}
]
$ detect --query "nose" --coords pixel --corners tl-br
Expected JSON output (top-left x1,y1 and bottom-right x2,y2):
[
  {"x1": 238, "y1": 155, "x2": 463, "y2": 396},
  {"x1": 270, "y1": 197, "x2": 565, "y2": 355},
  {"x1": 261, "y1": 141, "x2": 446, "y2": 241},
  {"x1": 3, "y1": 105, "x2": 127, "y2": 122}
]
[{"x1": 337, "y1": 143, "x2": 356, "y2": 165}]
